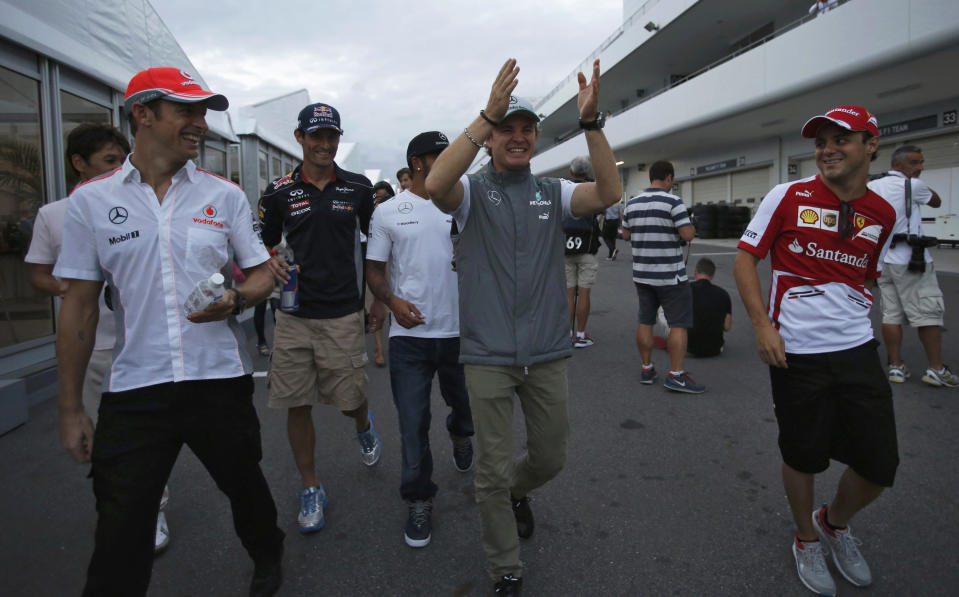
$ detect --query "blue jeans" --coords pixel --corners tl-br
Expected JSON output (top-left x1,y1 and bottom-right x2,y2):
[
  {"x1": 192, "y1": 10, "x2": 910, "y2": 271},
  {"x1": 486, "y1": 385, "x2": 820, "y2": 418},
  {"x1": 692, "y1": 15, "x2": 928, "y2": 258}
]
[{"x1": 389, "y1": 336, "x2": 473, "y2": 501}]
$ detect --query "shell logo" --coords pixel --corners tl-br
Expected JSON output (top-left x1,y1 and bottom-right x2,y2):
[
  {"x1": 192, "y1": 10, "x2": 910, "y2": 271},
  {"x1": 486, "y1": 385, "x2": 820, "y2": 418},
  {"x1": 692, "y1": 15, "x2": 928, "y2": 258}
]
[
  {"x1": 855, "y1": 216, "x2": 865, "y2": 228},
  {"x1": 202, "y1": 205, "x2": 217, "y2": 218},
  {"x1": 799, "y1": 209, "x2": 819, "y2": 224}
]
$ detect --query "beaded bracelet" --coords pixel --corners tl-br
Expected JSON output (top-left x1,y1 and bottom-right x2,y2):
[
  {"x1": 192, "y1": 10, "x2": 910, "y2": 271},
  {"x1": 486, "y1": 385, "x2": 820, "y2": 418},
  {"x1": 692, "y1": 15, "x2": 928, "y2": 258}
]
[{"x1": 464, "y1": 127, "x2": 483, "y2": 149}]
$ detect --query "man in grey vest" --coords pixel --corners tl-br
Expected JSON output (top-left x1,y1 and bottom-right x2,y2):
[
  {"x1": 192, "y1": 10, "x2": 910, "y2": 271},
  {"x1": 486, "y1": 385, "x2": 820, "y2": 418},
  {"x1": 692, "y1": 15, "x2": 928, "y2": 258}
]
[{"x1": 425, "y1": 58, "x2": 621, "y2": 596}]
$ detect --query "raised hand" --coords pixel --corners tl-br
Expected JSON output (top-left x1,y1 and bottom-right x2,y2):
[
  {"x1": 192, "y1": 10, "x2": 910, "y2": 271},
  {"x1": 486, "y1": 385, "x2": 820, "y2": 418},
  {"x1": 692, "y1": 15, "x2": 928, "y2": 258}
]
[
  {"x1": 485, "y1": 59, "x2": 520, "y2": 122},
  {"x1": 577, "y1": 59, "x2": 601, "y2": 120}
]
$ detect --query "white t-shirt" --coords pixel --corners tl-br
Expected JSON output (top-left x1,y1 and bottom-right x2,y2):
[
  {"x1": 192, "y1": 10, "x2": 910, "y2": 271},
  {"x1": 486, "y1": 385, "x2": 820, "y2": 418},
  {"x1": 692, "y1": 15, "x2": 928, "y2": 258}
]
[
  {"x1": 54, "y1": 158, "x2": 269, "y2": 393},
  {"x1": 366, "y1": 190, "x2": 459, "y2": 338},
  {"x1": 24, "y1": 198, "x2": 115, "y2": 351},
  {"x1": 867, "y1": 171, "x2": 936, "y2": 265},
  {"x1": 450, "y1": 174, "x2": 577, "y2": 232}
]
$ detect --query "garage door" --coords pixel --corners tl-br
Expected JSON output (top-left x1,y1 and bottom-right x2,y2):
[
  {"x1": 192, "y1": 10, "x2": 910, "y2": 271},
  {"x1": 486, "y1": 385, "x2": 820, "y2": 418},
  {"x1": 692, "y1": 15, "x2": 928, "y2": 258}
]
[
  {"x1": 732, "y1": 167, "x2": 771, "y2": 206},
  {"x1": 691, "y1": 174, "x2": 727, "y2": 205},
  {"x1": 799, "y1": 157, "x2": 818, "y2": 179}
]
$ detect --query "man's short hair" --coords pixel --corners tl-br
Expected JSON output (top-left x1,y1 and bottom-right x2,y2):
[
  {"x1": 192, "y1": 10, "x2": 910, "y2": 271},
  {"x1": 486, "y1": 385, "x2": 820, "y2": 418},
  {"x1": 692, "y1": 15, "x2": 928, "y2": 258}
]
[
  {"x1": 396, "y1": 167, "x2": 412, "y2": 180},
  {"x1": 569, "y1": 156, "x2": 592, "y2": 180},
  {"x1": 890, "y1": 144, "x2": 922, "y2": 167},
  {"x1": 694, "y1": 257, "x2": 716, "y2": 278},
  {"x1": 126, "y1": 100, "x2": 161, "y2": 136},
  {"x1": 66, "y1": 123, "x2": 131, "y2": 175},
  {"x1": 649, "y1": 160, "x2": 674, "y2": 183},
  {"x1": 373, "y1": 180, "x2": 395, "y2": 198}
]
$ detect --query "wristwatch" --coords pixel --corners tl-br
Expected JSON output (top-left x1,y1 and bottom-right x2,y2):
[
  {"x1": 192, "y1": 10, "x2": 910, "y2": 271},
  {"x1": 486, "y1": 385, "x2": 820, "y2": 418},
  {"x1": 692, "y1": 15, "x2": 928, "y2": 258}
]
[
  {"x1": 579, "y1": 112, "x2": 606, "y2": 130},
  {"x1": 229, "y1": 288, "x2": 247, "y2": 315}
]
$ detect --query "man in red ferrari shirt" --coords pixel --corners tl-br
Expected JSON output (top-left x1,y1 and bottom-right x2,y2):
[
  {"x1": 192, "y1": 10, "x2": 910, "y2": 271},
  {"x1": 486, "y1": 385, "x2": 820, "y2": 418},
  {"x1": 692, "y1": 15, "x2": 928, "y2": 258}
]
[{"x1": 734, "y1": 106, "x2": 897, "y2": 596}]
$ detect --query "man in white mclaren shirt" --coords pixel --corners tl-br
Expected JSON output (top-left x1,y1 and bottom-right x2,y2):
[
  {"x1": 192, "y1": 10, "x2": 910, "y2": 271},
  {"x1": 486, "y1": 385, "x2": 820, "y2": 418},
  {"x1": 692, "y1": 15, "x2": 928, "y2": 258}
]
[{"x1": 54, "y1": 67, "x2": 284, "y2": 597}]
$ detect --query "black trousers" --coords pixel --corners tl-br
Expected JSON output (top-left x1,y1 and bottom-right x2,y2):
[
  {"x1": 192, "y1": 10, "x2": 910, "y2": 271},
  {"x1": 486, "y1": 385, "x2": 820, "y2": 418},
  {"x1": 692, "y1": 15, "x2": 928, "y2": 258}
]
[
  {"x1": 83, "y1": 375, "x2": 283, "y2": 597},
  {"x1": 602, "y1": 219, "x2": 620, "y2": 257}
]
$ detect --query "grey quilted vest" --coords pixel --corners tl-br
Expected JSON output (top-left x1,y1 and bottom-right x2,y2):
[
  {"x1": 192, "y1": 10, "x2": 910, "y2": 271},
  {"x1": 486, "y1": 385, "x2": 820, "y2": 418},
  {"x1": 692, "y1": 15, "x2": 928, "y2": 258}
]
[{"x1": 457, "y1": 166, "x2": 571, "y2": 366}]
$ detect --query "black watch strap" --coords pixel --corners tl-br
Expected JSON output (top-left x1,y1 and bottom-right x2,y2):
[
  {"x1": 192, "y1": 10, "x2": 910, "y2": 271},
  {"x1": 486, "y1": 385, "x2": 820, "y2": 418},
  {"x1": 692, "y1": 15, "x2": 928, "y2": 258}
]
[
  {"x1": 230, "y1": 288, "x2": 247, "y2": 315},
  {"x1": 579, "y1": 112, "x2": 605, "y2": 130}
]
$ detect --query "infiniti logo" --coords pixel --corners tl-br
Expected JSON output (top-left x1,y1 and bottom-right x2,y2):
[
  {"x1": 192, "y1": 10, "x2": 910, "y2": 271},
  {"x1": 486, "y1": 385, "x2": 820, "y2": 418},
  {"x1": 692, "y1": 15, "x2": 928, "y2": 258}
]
[{"x1": 109, "y1": 206, "x2": 128, "y2": 224}]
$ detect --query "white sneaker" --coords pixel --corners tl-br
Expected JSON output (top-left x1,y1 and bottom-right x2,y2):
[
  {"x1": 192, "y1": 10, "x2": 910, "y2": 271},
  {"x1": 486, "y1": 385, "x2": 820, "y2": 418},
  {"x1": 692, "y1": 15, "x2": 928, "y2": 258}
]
[
  {"x1": 887, "y1": 363, "x2": 910, "y2": 384},
  {"x1": 921, "y1": 365, "x2": 959, "y2": 388},
  {"x1": 812, "y1": 505, "x2": 872, "y2": 587},
  {"x1": 154, "y1": 511, "x2": 170, "y2": 553},
  {"x1": 792, "y1": 536, "x2": 835, "y2": 596}
]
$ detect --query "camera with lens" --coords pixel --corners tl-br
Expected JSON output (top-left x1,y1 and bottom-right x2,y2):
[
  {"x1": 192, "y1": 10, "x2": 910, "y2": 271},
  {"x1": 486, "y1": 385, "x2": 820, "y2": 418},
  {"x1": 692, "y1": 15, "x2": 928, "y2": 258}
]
[{"x1": 890, "y1": 233, "x2": 939, "y2": 272}]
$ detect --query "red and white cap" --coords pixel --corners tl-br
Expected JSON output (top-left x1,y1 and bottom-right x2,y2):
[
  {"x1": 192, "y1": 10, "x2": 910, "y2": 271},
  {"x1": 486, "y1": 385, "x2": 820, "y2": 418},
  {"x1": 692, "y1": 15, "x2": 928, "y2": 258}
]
[
  {"x1": 124, "y1": 67, "x2": 228, "y2": 112},
  {"x1": 801, "y1": 105, "x2": 879, "y2": 138}
]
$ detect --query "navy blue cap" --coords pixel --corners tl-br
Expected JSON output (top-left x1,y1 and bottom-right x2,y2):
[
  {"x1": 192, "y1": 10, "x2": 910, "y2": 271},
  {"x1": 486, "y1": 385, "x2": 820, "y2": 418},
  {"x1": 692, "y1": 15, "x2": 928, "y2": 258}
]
[
  {"x1": 407, "y1": 131, "x2": 450, "y2": 160},
  {"x1": 297, "y1": 103, "x2": 343, "y2": 134}
]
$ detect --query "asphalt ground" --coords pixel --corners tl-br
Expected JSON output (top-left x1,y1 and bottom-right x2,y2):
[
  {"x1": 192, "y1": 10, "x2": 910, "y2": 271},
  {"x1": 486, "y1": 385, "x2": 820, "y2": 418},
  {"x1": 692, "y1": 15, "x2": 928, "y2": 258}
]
[{"x1": 1, "y1": 239, "x2": 957, "y2": 596}]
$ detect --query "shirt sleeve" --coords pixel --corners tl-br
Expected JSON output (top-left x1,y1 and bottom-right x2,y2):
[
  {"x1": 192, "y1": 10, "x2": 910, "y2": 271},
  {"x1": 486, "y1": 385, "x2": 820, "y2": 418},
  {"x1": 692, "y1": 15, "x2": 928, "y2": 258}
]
[
  {"x1": 24, "y1": 205, "x2": 56, "y2": 264},
  {"x1": 259, "y1": 188, "x2": 283, "y2": 248},
  {"x1": 738, "y1": 184, "x2": 788, "y2": 259},
  {"x1": 53, "y1": 192, "x2": 102, "y2": 281},
  {"x1": 910, "y1": 178, "x2": 934, "y2": 206},
  {"x1": 451, "y1": 174, "x2": 472, "y2": 232},
  {"x1": 365, "y1": 206, "x2": 392, "y2": 262},
  {"x1": 672, "y1": 199, "x2": 692, "y2": 228},
  {"x1": 560, "y1": 179, "x2": 578, "y2": 220},
  {"x1": 229, "y1": 188, "x2": 270, "y2": 269}
]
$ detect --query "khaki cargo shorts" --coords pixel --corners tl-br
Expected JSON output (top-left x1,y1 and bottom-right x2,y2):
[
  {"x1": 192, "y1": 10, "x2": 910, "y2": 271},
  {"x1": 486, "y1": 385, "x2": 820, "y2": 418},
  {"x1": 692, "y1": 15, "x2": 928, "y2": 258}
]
[
  {"x1": 877, "y1": 262, "x2": 944, "y2": 327},
  {"x1": 565, "y1": 253, "x2": 598, "y2": 288},
  {"x1": 268, "y1": 309, "x2": 368, "y2": 411}
]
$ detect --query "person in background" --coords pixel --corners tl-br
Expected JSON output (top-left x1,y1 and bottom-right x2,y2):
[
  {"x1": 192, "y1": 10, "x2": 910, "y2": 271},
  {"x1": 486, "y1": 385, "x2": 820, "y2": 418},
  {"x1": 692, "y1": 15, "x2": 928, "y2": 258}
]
[
  {"x1": 687, "y1": 257, "x2": 732, "y2": 357},
  {"x1": 397, "y1": 167, "x2": 413, "y2": 191}
]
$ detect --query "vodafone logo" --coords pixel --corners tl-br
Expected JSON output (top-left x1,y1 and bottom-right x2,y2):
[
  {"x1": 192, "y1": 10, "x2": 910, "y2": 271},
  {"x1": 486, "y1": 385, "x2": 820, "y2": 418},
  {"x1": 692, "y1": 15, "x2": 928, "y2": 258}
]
[{"x1": 202, "y1": 205, "x2": 217, "y2": 218}]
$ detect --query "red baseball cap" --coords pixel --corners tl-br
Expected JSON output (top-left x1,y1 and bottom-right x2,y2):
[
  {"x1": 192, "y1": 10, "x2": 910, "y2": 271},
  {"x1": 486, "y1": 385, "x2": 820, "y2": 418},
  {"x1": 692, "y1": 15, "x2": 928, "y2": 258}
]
[
  {"x1": 124, "y1": 67, "x2": 228, "y2": 112},
  {"x1": 801, "y1": 105, "x2": 879, "y2": 138}
]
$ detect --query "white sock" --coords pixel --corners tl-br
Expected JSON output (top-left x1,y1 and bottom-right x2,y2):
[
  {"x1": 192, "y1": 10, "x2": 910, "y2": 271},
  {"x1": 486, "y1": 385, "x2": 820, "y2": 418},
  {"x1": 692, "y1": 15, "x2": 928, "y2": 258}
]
[
  {"x1": 670, "y1": 370, "x2": 684, "y2": 376},
  {"x1": 576, "y1": 331, "x2": 585, "y2": 339}
]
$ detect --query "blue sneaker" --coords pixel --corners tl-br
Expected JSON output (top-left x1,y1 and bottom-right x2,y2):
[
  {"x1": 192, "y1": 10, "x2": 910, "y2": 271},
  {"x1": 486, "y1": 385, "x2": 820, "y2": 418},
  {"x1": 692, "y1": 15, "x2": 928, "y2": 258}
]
[
  {"x1": 297, "y1": 485, "x2": 328, "y2": 534},
  {"x1": 357, "y1": 412, "x2": 382, "y2": 466},
  {"x1": 664, "y1": 371, "x2": 705, "y2": 394},
  {"x1": 640, "y1": 365, "x2": 656, "y2": 385}
]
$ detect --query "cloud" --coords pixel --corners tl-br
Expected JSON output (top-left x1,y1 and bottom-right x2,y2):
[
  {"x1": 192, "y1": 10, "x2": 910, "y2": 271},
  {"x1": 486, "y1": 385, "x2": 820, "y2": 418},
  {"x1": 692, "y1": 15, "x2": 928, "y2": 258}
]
[{"x1": 152, "y1": 0, "x2": 621, "y2": 177}]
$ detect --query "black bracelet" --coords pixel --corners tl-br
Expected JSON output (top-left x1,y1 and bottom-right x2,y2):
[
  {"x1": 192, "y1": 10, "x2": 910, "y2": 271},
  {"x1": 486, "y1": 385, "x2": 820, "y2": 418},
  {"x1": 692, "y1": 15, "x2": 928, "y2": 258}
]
[{"x1": 479, "y1": 110, "x2": 499, "y2": 127}]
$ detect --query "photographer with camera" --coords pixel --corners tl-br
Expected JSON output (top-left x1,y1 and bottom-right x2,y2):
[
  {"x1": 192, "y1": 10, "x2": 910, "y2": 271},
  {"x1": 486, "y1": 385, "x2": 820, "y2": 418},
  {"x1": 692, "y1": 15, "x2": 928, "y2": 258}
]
[{"x1": 869, "y1": 145, "x2": 957, "y2": 387}]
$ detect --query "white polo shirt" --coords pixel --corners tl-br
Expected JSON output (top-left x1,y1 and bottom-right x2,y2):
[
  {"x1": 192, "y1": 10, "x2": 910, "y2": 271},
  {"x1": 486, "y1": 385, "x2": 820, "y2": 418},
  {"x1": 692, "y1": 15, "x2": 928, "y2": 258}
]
[
  {"x1": 54, "y1": 157, "x2": 269, "y2": 393},
  {"x1": 25, "y1": 197, "x2": 115, "y2": 351},
  {"x1": 366, "y1": 190, "x2": 458, "y2": 339}
]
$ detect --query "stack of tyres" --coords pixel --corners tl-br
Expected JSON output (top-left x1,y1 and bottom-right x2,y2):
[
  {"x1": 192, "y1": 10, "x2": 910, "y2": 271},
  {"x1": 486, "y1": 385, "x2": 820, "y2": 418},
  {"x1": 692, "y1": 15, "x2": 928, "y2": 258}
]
[
  {"x1": 692, "y1": 204, "x2": 718, "y2": 238},
  {"x1": 717, "y1": 206, "x2": 751, "y2": 238}
]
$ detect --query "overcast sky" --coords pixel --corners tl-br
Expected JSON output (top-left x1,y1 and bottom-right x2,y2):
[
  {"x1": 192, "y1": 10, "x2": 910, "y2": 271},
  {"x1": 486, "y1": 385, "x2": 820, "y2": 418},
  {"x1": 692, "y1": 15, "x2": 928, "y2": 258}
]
[{"x1": 151, "y1": 0, "x2": 623, "y2": 182}]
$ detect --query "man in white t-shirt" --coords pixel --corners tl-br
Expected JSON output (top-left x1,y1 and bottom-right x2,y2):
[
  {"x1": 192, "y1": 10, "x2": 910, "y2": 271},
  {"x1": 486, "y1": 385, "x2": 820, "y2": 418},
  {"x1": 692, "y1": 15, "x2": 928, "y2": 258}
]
[
  {"x1": 24, "y1": 123, "x2": 177, "y2": 553},
  {"x1": 868, "y1": 145, "x2": 957, "y2": 387},
  {"x1": 366, "y1": 131, "x2": 474, "y2": 549}
]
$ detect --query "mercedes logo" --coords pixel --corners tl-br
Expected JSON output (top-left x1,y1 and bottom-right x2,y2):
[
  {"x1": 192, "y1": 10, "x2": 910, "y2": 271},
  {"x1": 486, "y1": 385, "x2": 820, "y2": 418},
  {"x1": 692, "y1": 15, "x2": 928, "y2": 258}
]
[
  {"x1": 398, "y1": 202, "x2": 413, "y2": 214},
  {"x1": 108, "y1": 206, "x2": 128, "y2": 224}
]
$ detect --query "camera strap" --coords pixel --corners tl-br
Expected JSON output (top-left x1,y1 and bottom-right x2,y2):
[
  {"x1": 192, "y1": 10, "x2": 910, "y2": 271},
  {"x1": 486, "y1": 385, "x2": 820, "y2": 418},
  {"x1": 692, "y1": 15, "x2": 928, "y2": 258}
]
[{"x1": 904, "y1": 175, "x2": 912, "y2": 222}]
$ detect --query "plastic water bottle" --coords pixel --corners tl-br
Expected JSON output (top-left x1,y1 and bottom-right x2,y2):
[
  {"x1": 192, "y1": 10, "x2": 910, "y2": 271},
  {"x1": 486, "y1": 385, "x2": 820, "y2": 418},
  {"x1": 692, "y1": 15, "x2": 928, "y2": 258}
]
[
  {"x1": 280, "y1": 266, "x2": 299, "y2": 312},
  {"x1": 184, "y1": 272, "x2": 226, "y2": 314}
]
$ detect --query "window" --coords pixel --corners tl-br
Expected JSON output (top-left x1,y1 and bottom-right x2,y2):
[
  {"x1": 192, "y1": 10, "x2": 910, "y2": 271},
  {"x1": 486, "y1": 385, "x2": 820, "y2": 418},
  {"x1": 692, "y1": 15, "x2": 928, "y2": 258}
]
[
  {"x1": 258, "y1": 148, "x2": 268, "y2": 192},
  {"x1": 271, "y1": 156, "x2": 281, "y2": 179},
  {"x1": 204, "y1": 146, "x2": 226, "y2": 177},
  {"x1": 228, "y1": 144, "x2": 240, "y2": 186},
  {"x1": 0, "y1": 66, "x2": 48, "y2": 348},
  {"x1": 60, "y1": 90, "x2": 112, "y2": 191}
]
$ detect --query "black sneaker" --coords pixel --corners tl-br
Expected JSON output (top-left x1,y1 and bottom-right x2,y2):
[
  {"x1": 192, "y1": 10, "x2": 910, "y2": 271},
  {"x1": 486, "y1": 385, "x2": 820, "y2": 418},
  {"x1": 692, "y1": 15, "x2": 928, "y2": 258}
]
[
  {"x1": 249, "y1": 555, "x2": 282, "y2": 597},
  {"x1": 494, "y1": 574, "x2": 523, "y2": 595},
  {"x1": 511, "y1": 495, "x2": 534, "y2": 539},
  {"x1": 404, "y1": 499, "x2": 432, "y2": 548},
  {"x1": 452, "y1": 435, "x2": 474, "y2": 472}
]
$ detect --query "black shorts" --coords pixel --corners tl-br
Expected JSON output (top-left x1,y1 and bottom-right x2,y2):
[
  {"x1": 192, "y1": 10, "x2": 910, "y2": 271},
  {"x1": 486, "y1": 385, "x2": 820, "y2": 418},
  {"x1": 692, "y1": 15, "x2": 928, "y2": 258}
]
[
  {"x1": 635, "y1": 281, "x2": 693, "y2": 328},
  {"x1": 769, "y1": 339, "x2": 899, "y2": 487}
]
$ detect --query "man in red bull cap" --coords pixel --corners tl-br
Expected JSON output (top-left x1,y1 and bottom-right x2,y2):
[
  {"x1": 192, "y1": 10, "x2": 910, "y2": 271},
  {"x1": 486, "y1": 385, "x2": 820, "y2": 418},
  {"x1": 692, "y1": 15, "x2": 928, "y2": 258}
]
[
  {"x1": 735, "y1": 106, "x2": 898, "y2": 596},
  {"x1": 55, "y1": 67, "x2": 284, "y2": 597}
]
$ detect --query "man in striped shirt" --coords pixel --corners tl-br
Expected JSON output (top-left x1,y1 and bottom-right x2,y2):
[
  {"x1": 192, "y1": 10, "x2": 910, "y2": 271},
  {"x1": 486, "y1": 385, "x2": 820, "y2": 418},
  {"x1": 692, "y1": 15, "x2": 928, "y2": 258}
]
[{"x1": 621, "y1": 161, "x2": 702, "y2": 393}]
